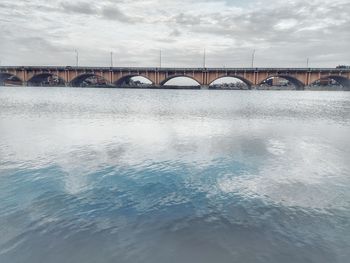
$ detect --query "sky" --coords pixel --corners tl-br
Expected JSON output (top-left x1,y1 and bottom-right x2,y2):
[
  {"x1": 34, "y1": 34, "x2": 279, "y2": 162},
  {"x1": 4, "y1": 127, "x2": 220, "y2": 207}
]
[{"x1": 0, "y1": 0, "x2": 349, "y2": 68}]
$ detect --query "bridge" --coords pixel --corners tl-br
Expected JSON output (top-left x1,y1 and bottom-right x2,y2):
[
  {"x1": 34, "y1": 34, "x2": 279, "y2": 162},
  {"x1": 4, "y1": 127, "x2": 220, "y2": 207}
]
[{"x1": 1, "y1": 66, "x2": 350, "y2": 89}]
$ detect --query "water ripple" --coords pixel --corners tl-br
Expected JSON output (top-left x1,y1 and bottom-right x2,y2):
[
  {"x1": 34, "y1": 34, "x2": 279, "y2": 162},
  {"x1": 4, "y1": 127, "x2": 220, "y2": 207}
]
[{"x1": 0, "y1": 87, "x2": 349, "y2": 262}]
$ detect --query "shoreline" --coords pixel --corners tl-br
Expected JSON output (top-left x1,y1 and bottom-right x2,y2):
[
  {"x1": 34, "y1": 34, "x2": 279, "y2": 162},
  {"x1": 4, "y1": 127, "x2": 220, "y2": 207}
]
[{"x1": 1, "y1": 85, "x2": 349, "y2": 91}]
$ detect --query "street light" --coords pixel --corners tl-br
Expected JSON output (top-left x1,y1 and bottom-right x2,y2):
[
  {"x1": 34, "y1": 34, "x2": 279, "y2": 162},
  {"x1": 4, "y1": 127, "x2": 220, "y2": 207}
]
[
  {"x1": 110, "y1": 52, "x2": 114, "y2": 68},
  {"x1": 74, "y1": 50, "x2": 79, "y2": 67},
  {"x1": 159, "y1": 49, "x2": 162, "y2": 68},
  {"x1": 203, "y1": 48, "x2": 206, "y2": 68},
  {"x1": 251, "y1": 49, "x2": 256, "y2": 68}
]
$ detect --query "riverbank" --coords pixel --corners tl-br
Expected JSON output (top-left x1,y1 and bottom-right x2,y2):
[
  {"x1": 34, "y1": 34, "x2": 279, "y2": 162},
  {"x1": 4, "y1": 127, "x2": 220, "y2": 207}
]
[{"x1": 1, "y1": 84, "x2": 350, "y2": 91}]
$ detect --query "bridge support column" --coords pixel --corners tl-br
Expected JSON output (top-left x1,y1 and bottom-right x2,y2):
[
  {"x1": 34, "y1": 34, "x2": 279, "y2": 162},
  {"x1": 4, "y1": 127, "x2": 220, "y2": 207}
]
[
  {"x1": 155, "y1": 71, "x2": 160, "y2": 86},
  {"x1": 201, "y1": 85, "x2": 209, "y2": 90},
  {"x1": 253, "y1": 71, "x2": 258, "y2": 86}
]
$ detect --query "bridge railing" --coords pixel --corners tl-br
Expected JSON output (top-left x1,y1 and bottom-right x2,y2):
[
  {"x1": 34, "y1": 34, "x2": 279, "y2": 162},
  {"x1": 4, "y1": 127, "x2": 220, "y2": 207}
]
[{"x1": 1, "y1": 66, "x2": 350, "y2": 72}]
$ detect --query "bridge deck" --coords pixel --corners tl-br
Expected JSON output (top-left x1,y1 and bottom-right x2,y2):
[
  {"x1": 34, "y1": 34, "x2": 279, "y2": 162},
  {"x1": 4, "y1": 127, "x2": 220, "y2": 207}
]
[{"x1": 1, "y1": 66, "x2": 350, "y2": 72}]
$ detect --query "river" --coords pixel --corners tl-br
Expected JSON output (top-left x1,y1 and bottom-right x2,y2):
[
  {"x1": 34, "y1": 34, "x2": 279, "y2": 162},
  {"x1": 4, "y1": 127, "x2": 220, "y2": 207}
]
[{"x1": 0, "y1": 87, "x2": 349, "y2": 263}]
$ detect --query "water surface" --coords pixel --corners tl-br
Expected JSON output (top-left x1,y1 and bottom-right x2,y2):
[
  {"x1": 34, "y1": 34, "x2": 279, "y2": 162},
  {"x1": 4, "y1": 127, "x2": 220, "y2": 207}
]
[{"x1": 0, "y1": 87, "x2": 350, "y2": 263}]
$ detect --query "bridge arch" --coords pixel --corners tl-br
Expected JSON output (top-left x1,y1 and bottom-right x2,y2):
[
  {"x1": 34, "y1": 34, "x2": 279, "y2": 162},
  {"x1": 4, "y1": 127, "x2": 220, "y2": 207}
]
[
  {"x1": 310, "y1": 75, "x2": 350, "y2": 89},
  {"x1": 160, "y1": 75, "x2": 202, "y2": 86},
  {"x1": 259, "y1": 75, "x2": 305, "y2": 90},
  {"x1": 70, "y1": 73, "x2": 109, "y2": 87},
  {"x1": 0, "y1": 73, "x2": 23, "y2": 86},
  {"x1": 28, "y1": 73, "x2": 66, "y2": 86},
  {"x1": 209, "y1": 76, "x2": 252, "y2": 89},
  {"x1": 115, "y1": 75, "x2": 154, "y2": 86}
]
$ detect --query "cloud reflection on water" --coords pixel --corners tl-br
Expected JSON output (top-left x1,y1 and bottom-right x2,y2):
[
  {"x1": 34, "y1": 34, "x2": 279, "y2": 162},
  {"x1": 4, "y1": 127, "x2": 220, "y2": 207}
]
[{"x1": 0, "y1": 87, "x2": 350, "y2": 263}]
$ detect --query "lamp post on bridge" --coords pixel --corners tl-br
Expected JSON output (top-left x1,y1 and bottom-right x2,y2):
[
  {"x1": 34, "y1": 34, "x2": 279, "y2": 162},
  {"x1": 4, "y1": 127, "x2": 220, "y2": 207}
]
[
  {"x1": 74, "y1": 50, "x2": 79, "y2": 67},
  {"x1": 159, "y1": 49, "x2": 162, "y2": 68},
  {"x1": 110, "y1": 52, "x2": 114, "y2": 68},
  {"x1": 251, "y1": 49, "x2": 256, "y2": 68}
]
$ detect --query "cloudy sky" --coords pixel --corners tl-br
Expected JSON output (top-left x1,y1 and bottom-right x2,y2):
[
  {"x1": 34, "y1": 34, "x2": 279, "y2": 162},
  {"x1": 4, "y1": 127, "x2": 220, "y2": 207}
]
[{"x1": 0, "y1": 0, "x2": 349, "y2": 67}]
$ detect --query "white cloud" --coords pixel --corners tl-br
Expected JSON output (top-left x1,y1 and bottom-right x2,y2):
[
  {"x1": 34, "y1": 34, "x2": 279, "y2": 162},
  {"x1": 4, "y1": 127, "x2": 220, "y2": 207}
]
[
  {"x1": 274, "y1": 19, "x2": 298, "y2": 31},
  {"x1": 0, "y1": 0, "x2": 349, "y2": 67}
]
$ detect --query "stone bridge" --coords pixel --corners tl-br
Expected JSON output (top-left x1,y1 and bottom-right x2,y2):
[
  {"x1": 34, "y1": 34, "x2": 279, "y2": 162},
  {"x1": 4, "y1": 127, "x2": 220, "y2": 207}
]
[{"x1": 1, "y1": 66, "x2": 350, "y2": 89}]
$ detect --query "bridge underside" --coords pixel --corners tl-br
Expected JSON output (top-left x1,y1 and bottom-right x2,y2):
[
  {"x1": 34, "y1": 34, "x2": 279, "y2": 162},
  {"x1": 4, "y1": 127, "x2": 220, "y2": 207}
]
[
  {"x1": 0, "y1": 73, "x2": 23, "y2": 86},
  {"x1": 115, "y1": 75, "x2": 154, "y2": 86},
  {"x1": 28, "y1": 73, "x2": 65, "y2": 86},
  {"x1": 325, "y1": 76, "x2": 350, "y2": 87},
  {"x1": 70, "y1": 74, "x2": 109, "y2": 87},
  {"x1": 258, "y1": 75, "x2": 305, "y2": 90}
]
